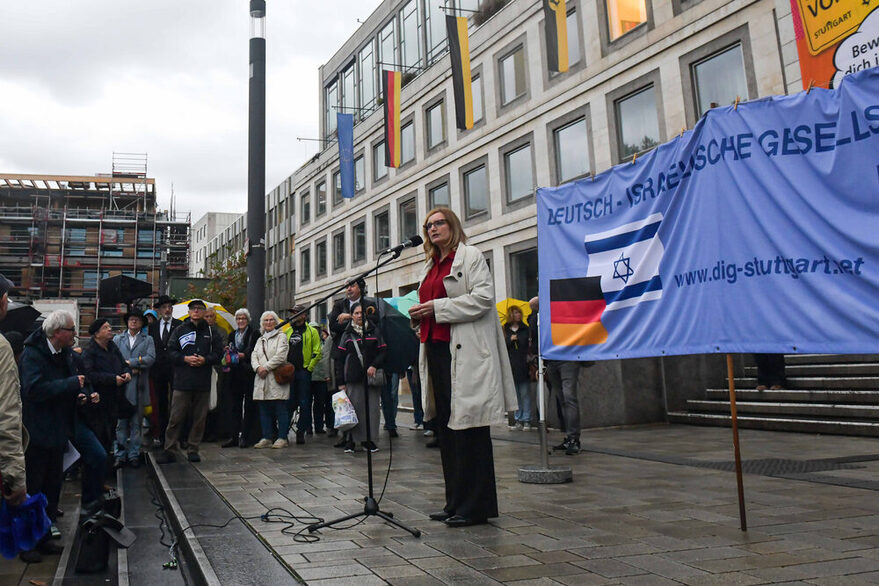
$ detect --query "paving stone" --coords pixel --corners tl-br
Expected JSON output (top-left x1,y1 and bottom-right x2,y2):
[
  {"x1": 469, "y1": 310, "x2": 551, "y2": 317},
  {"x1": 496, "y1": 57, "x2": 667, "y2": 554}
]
[{"x1": 572, "y1": 558, "x2": 645, "y2": 578}]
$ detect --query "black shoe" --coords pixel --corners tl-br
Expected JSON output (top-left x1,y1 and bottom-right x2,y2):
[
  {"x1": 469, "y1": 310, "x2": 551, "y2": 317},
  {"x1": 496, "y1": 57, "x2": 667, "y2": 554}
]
[
  {"x1": 444, "y1": 515, "x2": 487, "y2": 528},
  {"x1": 19, "y1": 550, "x2": 42, "y2": 563},
  {"x1": 429, "y1": 511, "x2": 452, "y2": 522},
  {"x1": 565, "y1": 438, "x2": 581, "y2": 456},
  {"x1": 327, "y1": 428, "x2": 338, "y2": 437},
  {"x1": 315, "y1": 428, "x2": 326, "y2": 435},
  {"x1": 362, "y1": 441, "x2": 379, "y2": 453},
  {"x1": 154, "y1": 450, "x2": 176, "y2": 464},
  {"x1": 129, "y1": 458, "x2": 141, "y2": 469},
  {"x1": 239, "y1": 437, "x2": 250, "y2": 448},
  {"x1": 552, "y1": 437, "x2": 570, "y2": 451},
  {"x1": 37, "y1": 539, "x2": 64, "y2": 555},
  {"x1": 388, "y1": 429, "x2": 398, "y2": 438},
  {"x1": 221, "y1": 438, "x2": 238, "y2": 448},
  {"x1": 344, "y1": 440, "x2": 356, "y2": 453},
  {"x1": 187, "y1": 452, "x2": 201, "y2": 463},
  {"x1": 426, "y1": 439, "x2": 439, "y2": 448},
  {"x1": 296, "y1": 431, "x2": 305, "y2": 445}
]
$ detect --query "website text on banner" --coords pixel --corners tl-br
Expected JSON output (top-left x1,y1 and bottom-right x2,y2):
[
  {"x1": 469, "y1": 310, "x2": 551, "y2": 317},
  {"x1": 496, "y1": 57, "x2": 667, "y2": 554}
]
[{"x1": 536, "y1": 68, "x2": 879, "y2": 362}]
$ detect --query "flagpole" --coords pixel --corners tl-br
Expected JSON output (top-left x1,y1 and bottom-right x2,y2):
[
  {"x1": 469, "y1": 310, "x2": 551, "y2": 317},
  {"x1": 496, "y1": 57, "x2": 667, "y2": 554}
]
[{"x1": 727, "y1": 353, "x2": 748, "y2": 531}]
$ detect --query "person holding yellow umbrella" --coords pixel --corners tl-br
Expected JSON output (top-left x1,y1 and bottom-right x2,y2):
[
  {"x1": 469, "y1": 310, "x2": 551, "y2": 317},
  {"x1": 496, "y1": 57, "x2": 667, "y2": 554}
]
[{"x1": 502, "y1": 303, "x2": 532, "y2": 431}]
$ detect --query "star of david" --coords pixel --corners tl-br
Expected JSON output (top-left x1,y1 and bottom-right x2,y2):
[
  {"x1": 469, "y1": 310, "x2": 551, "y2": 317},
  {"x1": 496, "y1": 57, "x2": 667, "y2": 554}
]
[{"x1": 613, "y1": 252, "x2": 634, "y2": 284}]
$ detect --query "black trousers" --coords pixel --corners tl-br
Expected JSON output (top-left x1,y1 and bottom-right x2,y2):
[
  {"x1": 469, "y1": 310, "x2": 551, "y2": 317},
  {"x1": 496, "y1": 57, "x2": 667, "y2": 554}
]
[
  {"x1": 311, "y1": 380, "x2": 334, "y2": 432},
  {"x1": 152, "y1": 368, "x2": 174, "y2": 442},
  {"x1": 754, "y1": 354, "x2": 786, "y2": 387},
  {"x1": 25, "y1": 444, "x2": 64, "y2": 522},
  {"x1": 224, "y1": 370, "x2": 259, "y2": 444},
  {"x1": 426, "y1": 342, "x2": 498, "y2": 521}
]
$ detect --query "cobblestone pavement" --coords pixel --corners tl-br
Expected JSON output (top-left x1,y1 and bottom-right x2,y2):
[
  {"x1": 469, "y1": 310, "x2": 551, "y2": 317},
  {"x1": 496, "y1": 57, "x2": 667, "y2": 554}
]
[{"x1": 193, "y1": 423, "x2": 879, "y2": 584}]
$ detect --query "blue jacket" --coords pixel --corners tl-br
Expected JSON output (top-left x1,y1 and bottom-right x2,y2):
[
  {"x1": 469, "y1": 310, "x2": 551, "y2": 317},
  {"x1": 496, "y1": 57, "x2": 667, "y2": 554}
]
[{"x1": 19, "y1": 329, "x2": 81, "y2": 449}]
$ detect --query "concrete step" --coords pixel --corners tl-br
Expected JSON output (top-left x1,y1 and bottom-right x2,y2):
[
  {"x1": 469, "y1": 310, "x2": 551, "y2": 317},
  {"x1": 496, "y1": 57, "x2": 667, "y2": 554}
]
[
  {"x1": 743, "y1": 363, "x2": 879, "y2": 376},
  {"x1": 780, "y1": 354, "x2": 879, "y2": 365},
  {"x1": 705, "y1": 388, "x2": 879, "y2": 404},
  {"x1": 667, "y1": 411, "x2": 879, "y2": 437},
  {"x1": 686, "y1": 400, "x2": 879, "y2": 419},
  {"x1": 733, "y1": 376, "x2": 879, "y2": 390}
]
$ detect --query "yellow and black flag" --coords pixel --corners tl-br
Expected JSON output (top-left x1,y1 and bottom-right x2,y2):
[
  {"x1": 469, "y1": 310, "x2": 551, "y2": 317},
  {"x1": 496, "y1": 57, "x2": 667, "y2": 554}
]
[
  {"x1": 445, "y1": 15, "x2": 473, "y2": 130},
  {"x1": 544, "y1": 0, "x2": 568, "y2": 73},
  {"x1": 382, "y1": 70, "x2": 401, "y2": 168}
]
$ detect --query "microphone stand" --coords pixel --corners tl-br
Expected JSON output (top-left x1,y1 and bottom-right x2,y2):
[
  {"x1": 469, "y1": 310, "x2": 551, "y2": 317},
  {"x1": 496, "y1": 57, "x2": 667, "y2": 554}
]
[{"x1": 303, "y1": 247, "x2": 421, "y2": 538}]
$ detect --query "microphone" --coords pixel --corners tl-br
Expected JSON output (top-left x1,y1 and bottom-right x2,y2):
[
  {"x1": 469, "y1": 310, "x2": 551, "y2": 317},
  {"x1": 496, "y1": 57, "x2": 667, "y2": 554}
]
[{"x1": 380, "y1": 235, "x2": 423, "y2": 256}]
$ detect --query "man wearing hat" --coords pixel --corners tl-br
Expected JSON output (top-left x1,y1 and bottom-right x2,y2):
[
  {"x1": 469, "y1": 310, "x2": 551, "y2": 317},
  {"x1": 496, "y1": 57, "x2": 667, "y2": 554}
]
[
  {"x1": 0, "y1": 274, "x2": 27, "y2": 508},
  {"x1": 148, "y1": 294, "x2": 181, "y2": 447},
  {"x1": 156, "y1": 299, "x2": 223, "y2": 463},
  {"x1": 113, "y1": 311, "x2": 156, "y2": 468},
  {"x1": 284, "y1": 305, "x2": 321, "y2": 445}
]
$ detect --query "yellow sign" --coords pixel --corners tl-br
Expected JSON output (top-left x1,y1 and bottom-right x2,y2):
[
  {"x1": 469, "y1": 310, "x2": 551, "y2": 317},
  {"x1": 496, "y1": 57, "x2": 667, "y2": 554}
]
[{"x1": 796, "y1": 0, "x2": 875, "y2": 55}]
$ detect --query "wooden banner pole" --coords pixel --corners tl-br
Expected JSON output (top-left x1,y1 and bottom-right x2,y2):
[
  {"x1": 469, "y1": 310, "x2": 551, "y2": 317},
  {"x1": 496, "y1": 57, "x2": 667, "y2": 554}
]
[{"x1": 727, "y1": 353, "x2": 748, "y2": 531}]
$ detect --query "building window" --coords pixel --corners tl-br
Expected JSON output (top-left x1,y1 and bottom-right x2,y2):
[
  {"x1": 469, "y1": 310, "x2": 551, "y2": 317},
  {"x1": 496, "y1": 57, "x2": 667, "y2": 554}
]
[
  {"x1": 510, "y1": 247, "x2": 538, "y2": 300},
  {"x1": 374, "y1": 210, "x2": 390, "y2": 253},
  {"x1": 333, "y1": 170, "x2": 343, "y2": 206},
  {"x1": 554, "y1": 117, "x2": 590, "y2": 183},
  {"x1": 401, "y1": 121, "x2": 415, "y2": 165},
  {"x1": 472, "y1": 74, "x2": 484, "y2": 123},
  {"x1": 68, "y1": 228, "x2": 86, "y2": 243},
  {"x1": 325, "y1": 79, "x2": 338, "y2": 136},
  {"x1": 352, "y1": 221, "x2": 366, "y2": 263},
  {"x1": 354, "y1": 155, "x2": 365, "y2": 192},
  {"x1": 463, "y1": 164, "x2": 488, "y2": 219},
  {"x1": 316, "y1": 240, "x2": 327, "y2": 277},
  {"x1": 333, "y1": 231, "x2": 345, "y2": 270},
  {"x1": 373, "y1": 141, "x2": 388, "y2": 180},
  {"x1": 428, "y1": 182, "x2": 450, "y2": 208},
  {"x1": 399, "y1": 196, "x2": 418, "y2": 239},
  {"x1": 316, "y1": 301, "x2": 329, "y2": 326},
  {"x1": 300, "y1": 247, "x2": 311, "y2": 283},
  {"x1": 692, "y1": 44, "x2": 748, "y2": 117},
  {"x1": 400, "y1": 0, "x2": 422, "y2": 69},
  {"x1": 359, "y1": 41, "x2": 377, "y2": 114},
  {"x1": 500, "y1": 46, "x2": 526, "y2": 105},
  {"x1": 300, "y1": 191, "x2": 310, "y2": 226},
  {"x1": 379, "y1": 19, "x2": 396, "y2": 69},
  {"x1": 567, "y1": 8, "x2": 581, "y2": 67},
  {"x1": 504, "y1": 143, "x2": 533, "y2": 203},
  {"x1": 425, "y1": 0, "x2": 447, "y2": 63},
  {"x1": 341, "y1": 65, "x2": 355, "y2": 116},
  {"x1": 616, "y1": 85, "x2": 660, "y2": 160},
  {"x1": 426, "y1": 100, "x2": 446, "y2": 150},
  {"x1": 607, "y1": 0, "x2": 647, "y2": 41},
  {"x1": 68, "y1": 248, "x2": 86, "y2": 257},
  {"x1": 316, "y1": 181, "x2": 327, "y2": 217}
]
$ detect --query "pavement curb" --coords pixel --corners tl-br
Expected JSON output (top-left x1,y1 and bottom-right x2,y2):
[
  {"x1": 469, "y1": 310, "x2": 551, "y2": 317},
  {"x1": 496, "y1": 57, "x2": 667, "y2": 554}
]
[{"x1": 146, "y1": 453, "x2": 221, "y2": 586}]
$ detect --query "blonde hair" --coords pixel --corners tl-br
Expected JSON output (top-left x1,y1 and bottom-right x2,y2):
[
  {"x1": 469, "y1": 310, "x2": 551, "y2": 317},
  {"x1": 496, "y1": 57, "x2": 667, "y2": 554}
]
[{"x1": 422, "y1": 207, "x2": 467, "y2": 261}]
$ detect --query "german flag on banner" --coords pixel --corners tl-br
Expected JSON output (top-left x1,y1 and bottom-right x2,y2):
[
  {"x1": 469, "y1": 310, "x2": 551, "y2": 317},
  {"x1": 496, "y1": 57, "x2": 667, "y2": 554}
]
[
  {"x1": 549, "y1": 276, "x2": 608, "y2": 346},
  {"x1": 445, "y1": 15, "x2": 473, "y2": 130},
  {"x1": 544, "y1": 0, "x2": 569, "y2": 73},
  {"x1": 382, "y1": 70, "x2": 401, "y2": 168}
]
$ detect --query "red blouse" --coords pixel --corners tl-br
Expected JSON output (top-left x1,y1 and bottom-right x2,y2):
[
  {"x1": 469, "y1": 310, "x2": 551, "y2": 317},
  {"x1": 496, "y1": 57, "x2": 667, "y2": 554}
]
[{"x1": 419, "y1": 251, "x2": 455, "y2": 343}]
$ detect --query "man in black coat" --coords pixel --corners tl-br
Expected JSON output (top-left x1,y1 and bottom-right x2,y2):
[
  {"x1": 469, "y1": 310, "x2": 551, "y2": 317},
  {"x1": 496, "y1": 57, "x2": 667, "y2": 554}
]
[
  {"x1": 327, "y1": 278, "x2": 378, "y2": 346},
  {"x1": 148, "y1": 295, "x2": 181, "y2": 447}
]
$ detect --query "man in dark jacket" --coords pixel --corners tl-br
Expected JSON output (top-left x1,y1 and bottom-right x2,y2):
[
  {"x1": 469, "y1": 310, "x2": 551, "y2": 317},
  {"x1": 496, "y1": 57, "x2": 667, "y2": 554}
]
[
  {"x1": 156, "y1": 299, "x2": 223, "y2": 464},
  {"x1": 328, "y1": 278, "x2": 378, "y2": 346},
  {"x1": 19, "y1": 310, "x2": 85, "y2": 560},
  {"x1": 148, "y1": 295, "x2": 181, "y2": 447}
]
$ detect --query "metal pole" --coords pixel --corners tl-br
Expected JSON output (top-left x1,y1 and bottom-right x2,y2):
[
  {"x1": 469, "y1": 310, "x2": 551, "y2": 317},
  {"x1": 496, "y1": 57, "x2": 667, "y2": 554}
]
[
  {"x1": 246, "y1": 0, "x2": 267, "y2": 318},
  {"x1": 726, "y1": 353, "x2": 748, "y2": 531}
]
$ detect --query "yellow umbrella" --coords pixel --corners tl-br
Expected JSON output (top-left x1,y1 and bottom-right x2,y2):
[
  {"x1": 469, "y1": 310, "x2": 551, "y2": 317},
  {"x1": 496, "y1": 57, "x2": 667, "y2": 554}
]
[
  {"x1": 496, "y1": 298, "x2": 531, "y2": 326},
  {"x1": 172, "y1": 300, "x2": 235, "y2": 335}
]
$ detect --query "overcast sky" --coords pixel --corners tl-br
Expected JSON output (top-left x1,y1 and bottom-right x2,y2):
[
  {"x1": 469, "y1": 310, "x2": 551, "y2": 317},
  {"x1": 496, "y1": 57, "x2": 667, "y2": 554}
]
[{"x1": 0, "y1": 1, "x2": 373, "y2": 219}]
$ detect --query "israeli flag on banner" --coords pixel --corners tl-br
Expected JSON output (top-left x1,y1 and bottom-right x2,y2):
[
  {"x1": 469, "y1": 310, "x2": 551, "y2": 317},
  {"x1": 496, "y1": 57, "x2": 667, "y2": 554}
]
[
  {"x1": 584, "y1": 213, "x2": 664, "y2": 311},
  {"x1": 179, "y1": 331, "x2": 196, "y2": 349}
]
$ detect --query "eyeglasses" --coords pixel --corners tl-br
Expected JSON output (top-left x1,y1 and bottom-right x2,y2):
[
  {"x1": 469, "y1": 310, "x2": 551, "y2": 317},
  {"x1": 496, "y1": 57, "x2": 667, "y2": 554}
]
[
  {"x1": 424, "y1": 219, "x2": 447, "y2": 231},
  {"x1": 60, "y1": 327, "x2": 76, "y2": 332}
]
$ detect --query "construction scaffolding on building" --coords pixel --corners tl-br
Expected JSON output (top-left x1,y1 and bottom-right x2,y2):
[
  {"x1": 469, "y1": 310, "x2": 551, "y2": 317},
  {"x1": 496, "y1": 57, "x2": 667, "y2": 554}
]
[{"x1": 0, "y1": 159, "x2": 190, "y2": 335}]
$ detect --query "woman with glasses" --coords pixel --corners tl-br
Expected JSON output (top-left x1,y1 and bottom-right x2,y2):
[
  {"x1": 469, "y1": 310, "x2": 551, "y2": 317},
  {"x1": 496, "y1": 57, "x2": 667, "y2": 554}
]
[
  {"x1": 251, "y1": 311, "x2": 292, "y2": 449},
  {"x1": 408, "y1": 207, "x2": 517, "y2": 528}
]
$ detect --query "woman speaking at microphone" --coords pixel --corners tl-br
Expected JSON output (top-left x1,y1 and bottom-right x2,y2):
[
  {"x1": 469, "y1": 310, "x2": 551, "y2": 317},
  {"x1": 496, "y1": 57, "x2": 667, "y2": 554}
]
[{"x1": 408, "y1": 207, "x2": 517, "y2": 528}]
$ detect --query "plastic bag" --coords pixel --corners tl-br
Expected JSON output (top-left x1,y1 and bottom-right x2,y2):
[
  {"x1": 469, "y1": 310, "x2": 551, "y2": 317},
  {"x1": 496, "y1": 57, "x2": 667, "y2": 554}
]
[
  {"x1": 0, "y1": 492, "x2": 51, "y2": 559},
  {"x1": 332, "y1": 390, "x2": 358, "y2": 431}
]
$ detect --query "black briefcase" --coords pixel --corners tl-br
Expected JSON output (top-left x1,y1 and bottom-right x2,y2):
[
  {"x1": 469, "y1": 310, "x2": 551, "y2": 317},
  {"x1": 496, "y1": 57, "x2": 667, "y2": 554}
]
[{"x1": 74, "y1": 511, "x2": 136, "y2": 574}]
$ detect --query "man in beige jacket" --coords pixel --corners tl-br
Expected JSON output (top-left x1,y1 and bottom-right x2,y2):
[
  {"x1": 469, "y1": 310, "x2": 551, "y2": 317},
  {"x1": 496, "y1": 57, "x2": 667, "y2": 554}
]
[{"x1": 0, "y1": 274, "x2": 27, "y2": 507}]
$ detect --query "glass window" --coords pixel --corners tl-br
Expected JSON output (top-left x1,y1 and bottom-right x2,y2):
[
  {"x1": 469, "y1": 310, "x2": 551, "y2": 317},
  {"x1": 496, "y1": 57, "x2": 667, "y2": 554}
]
[
  {"x1": 616, "y1": 85, "x2": 660, "y2": 160},
  {"x1": 500, "y1": 46, "x2": 526, "y2": 105},
  {"x1": 136, "y1": 250, "x2": 159, "y2": 259},
  {"x1": 400, "y1": 0, "x2": 422, "y2": 69},
  {"x1": 504, "y1": 143, "x2": 533, "y2": 202},
  {"x1": 316, "y1": 181, "x2": 327, "y2": 217},
  {"x1": 399, "y1": 197, "x2": 418, "y2": 239},
  {"x1": 472, "y1": 75, "x2": 483, "y2": 123},
  {"x1": 355, "y1": 155, "x2": 365, "y2": 192},
  {"x1": 373, "y1": 141, "x2": 387, "y2": 180},
  {"x1": 68, "y1": 228, "x2": 86, "y2": 243},
  {"x1": 102, "y1": 249, "x2": 123, "y2": 257},
  {"x1": 359, "y1": 41, "x2": 377, "y2": 114},
  {"x1": 426, "y1": 101, "x2": 446, "y2": 149},
  {"x1": 341, "y1": 66, "x2": 356, "y2": 115},
  {"x1": 380, "y1": 19, "x2": 396, "y2": 68},
  {"x1": 607, "y1": 0, "x2": 647, "y2": 41},
  {"x1": 333, "y1": 231, "x2": 345, "y2": 270},
  {"x1": 316, "y1": 240, "x2": 327, "y2": 276},
  {"x1": 567, "y1": 9, "x2": 580, "y2": 67},
  {"x1": 316, "y1": 301, "x2": 329, "y2": 325},
  {"x1": 352, "y1": 222, "x2": 366, "y2": 262},
  {"x1": 554, "y1": 118, "x2": 590, "y2": 182},
  {"x1": 456, "y1": 0, "x2": 480, "y2": 11},
  {"x1": 300, "y1": 191, "x2": 310, "y2": 225},
  {"x1": 301, "y1": 247, "x2": 311, "y2": 283},
  {"x1": 425, "y1": 0, "x2": 447, "y2": 63},
  {"x1": 67, "y1": 248, "x2": 86, "y2": 257},
  {"x1": 333, "y1": 170, "x2": 343, "y2": 205},
  {"x1": 325, "y1": 80, "x2": 338, "y2": 135},
  {"x1": 401, "y1": 121, "x2": 415, "y2": 164},
  {"x1": 464, "y1": 164, "x2": 488, "y2": 218},
  {"x1": 429, "y1": 182, "x2": 450, "y2": 208},
  {"x1": 374, "y1": 210, "x2": 390, "y2": 253},
  {"x1": 693, "y1": 44, "x2": 748, "y2": 117},
  {"x1": 510, "y1": 248, "x2": 538, "y2": 300}
]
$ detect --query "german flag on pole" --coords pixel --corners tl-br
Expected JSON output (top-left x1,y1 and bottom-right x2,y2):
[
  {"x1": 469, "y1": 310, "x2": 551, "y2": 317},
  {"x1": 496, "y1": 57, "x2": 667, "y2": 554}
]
[
  {"x1": 549, "y1": 276, "x2": 608, "y2": 346},
  {"x1": 544, "y1": 0, "x2": 569, "y2": 73},
  {"x1": 445, "y1": 15, "x2": 473, "y2": 130},
  {"x1": 382, "y1": 70, "x2": 401, "y2": 168}
]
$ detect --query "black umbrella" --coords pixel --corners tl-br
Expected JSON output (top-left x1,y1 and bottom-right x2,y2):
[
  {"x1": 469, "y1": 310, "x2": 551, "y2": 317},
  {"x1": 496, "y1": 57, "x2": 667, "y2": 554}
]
[
  {"x1": 0, "y1": 301, "x2": 41, "y2": 335},
  {"x1": 98, "y1": 275, "x2": 153, "y2": 305},
  {"x1": 374, "y1": 298, "x2": 419, "y2": 374}
]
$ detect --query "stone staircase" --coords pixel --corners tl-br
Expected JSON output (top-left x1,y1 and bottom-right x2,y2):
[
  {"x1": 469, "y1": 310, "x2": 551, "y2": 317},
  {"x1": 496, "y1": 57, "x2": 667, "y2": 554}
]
[{"x1": 667, "y1": 354, "x2": 879, "y2": 437}]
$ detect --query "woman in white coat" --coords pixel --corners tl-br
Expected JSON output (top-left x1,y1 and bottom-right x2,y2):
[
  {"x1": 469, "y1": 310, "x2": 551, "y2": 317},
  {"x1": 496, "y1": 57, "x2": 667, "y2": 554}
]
[
  {"x1": 251, "y1": 311, "x2": 291, "y2": 448},
  {"x1": 409, "y1": 207, "x2": 517, "y2": 528}
]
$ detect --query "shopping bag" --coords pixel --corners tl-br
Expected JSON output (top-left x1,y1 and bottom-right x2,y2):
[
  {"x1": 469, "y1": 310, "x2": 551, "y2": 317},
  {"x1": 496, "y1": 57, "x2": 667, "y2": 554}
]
[{"x1": 332, "y1": 390, "x2": 358, "y2": 431}]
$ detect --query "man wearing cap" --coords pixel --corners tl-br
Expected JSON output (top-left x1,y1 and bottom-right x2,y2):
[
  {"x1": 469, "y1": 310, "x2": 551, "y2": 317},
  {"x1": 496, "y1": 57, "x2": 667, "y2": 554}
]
[
  {"x1": 148, "y1": 295, "x2": 181, "y2": 447},
  {"x1": 0, "y1": 275, "x2": 27, "y2": 509},
  {"x1": 285, "y1": 305, "x2": 321, "y2": 445},
  {"x1": 113, "y1": 311, "x2": 155, "y2": 468},
  {"x1": 156, "y1": 299, "x2": 223, "y2": 463},
  {"x1": 328, "y1": 278, "x2": 377, "y2": 347}
]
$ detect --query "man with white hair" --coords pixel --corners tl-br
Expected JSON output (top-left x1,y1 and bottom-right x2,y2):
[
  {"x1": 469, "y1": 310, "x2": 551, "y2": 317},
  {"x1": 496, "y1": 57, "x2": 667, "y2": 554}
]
[
  {"x1": 0, "y1": 275, "x2": 27, "y2": 508},
  {"x1": 19, "y1": 309, "x2": 86, "y2": 561}
]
